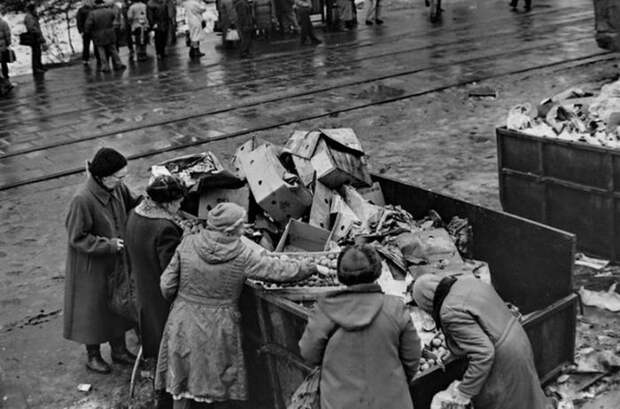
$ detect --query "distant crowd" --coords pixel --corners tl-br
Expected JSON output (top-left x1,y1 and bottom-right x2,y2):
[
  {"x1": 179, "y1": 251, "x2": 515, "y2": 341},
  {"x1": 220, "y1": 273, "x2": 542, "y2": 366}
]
[{"x1": 0, "y1": 0, "x2": 387, "y2": 87}]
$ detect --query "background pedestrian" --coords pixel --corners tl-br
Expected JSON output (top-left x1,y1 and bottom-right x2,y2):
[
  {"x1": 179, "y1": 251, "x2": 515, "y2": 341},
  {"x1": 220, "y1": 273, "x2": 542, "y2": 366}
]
[
  {"x1": 64, "y1": 148, "x2": 141, "y2": 375},
  {"x1": 128, "y1": 0, "x2": 150, "y2": 61},
  {"x1": 0, "y1": 12, "x2": 13, "y2": 87},
  {"x1": 77, "y1": 0, "x2": 102, "y2": 66},
  {"x1": 24, "y1": 2, "x2": 46, "y2": 75},
  {"x1": 232, "y1": 0, "x2": 253, "y2": 58},
  {"x1": 510, "y1": 0, "x2": 531, "y2": 11},
  {"x1": 147, "y1": 0, "x2": 170, "y2": 59},
  {"x1": 86, "y1": 0, "x2": 126, "y2": 72},
  {"x1": 295, "y1": 0, "x2": 321, "y2": 45},
  {"x1": 364, "y1": 0, "x2": 383, "y2": 25},
  {"x1": 183, "y1": 0, "x2": 207, "y2": 59}
]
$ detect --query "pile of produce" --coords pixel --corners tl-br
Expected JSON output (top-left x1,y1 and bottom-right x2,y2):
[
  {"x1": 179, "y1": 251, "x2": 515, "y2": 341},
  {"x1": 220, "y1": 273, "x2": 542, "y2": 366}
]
[
  {"x1": 252, "y1": 252, "x2": 341, "y2": 289},
  {"x1": 420, "y1": 333, "x2": 450, "y2": 372},
  {"x1": 507, "y1": 80, "x2": 620, "y2": 148}
]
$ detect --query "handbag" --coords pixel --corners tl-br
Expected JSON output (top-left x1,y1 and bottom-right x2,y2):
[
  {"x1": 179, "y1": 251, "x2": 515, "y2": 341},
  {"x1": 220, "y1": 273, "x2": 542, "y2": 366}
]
[
  {"x1": 287, "y1": 368, "x2": 320, "y2": 409},
  {"x1": 19, "y1": 32, "x2": 40, "y2": 46},
  {"x1": 1, "y1": 49, "x2": 16, "y2": 64},
  {"x1": 225, "y1": 28, "x2": 240, "y2": 42},
  {"x1": 106, "y1": 265, "x2": 138, "y2": 323}
]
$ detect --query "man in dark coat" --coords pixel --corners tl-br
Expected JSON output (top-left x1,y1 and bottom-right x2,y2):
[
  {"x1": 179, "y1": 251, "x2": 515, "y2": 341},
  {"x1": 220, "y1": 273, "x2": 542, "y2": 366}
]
[
  {"x1": 64, "y1": 147, "x2": 140, "y2": 374},
  {"x1": 76, "y1": 0, "x2": 101, "y2": 66},
  {"x1": 299, "y1": 245, "x2": 421, "y2": 409},
  {"x1": 232, "y1": 0, "x2": 253, "y2": 58},
  {"x1": 411, "y1": 274, "x2": 551, "y2": 409},
  {"x1": 85, "y1": 0, "x2": 126, "y2": 72},
  {"x1": 24, "y1": 2, "x2": 46, "y2": 75},
  {"x1": 147, "y1": 0, "x2": 169, "y2": 59}
]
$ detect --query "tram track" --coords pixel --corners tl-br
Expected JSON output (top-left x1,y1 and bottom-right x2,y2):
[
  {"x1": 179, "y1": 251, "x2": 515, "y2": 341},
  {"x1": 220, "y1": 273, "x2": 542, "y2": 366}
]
[
  {"x1": 0, "y1": 22, "x2": 596, "y2": 160},
  {"x1": 0, "y1": 50, "x2": 611, "y2": 192}
]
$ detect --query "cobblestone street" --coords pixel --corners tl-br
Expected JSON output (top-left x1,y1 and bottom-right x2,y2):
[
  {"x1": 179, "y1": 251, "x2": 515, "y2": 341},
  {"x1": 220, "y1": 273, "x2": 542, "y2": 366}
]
[{"x1": 1, "y1": 0, "x2": 619, "y2": 407}]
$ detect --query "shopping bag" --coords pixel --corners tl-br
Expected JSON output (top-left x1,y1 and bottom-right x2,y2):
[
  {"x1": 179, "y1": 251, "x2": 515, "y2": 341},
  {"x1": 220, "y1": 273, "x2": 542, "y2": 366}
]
[
  {"x1": 225, "y1": 28, "x2": 240, "y2": 42},
  {"x1": 19, "y1": 32, "x2": 41, "y2": 46},
  {"x1": 287, "y1": 368, "x2": 320, "y2": 409},
  {"x1": 107, "y1": 267, "x2": 138, "y2": 323},
  {"x1": 1, "y1": 49, "x2": 16, "y2": 64}
]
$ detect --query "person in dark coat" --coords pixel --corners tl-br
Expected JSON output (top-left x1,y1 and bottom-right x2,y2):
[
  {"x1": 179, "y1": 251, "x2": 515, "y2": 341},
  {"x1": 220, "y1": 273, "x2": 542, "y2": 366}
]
[
  {"x1": 0, "y1": 13, "x2": 13, "y2": 87},
  {"x1": 411, "y1": 274, "x2": 551, "y2": 409},
  {"x1": 299, "y1": 245, "x2": 421, "y2": 409},
  {"x1": 77, "y1": 0, "x2": 101, "y2": 66},
  {"x1": 64, "y1": 148, "x2": 140, "y2": 374},
  {"x1": 232, "y1": 0, "x2": 252, "y2": 58},
  {"x1": 294, "y1": 0, "x2": 321, "y2": 45},
  {"x1": 126, "y1": 175, "x2": 184, "y2": 409},
  {"x1": 155, "y1": 203, "x2": 318, "y2": 409},
  {"x1": 147, "y1": 0, "x2": 169, "y2": 59},
  {"x1": 125, "y1": 176, "x2": 184, "y2": 357},
  {"x1": 85, "y1": 0, "x2": 126, "y2": 72},
  {"x1": 510, "y1": 0, "x2": 531, "y2": 12},
  {"x1": 24, "y1": 2, "x2": 46, "y2": 75}
]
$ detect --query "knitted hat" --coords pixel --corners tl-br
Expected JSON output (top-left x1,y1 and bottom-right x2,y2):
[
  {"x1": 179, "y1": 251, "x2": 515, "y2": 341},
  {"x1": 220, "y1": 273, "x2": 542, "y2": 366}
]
[
  {"x1": 207, "y1": 203, "x2": 247, "y2": 233},
  {"x1": 337, "y1": 244, "x2": 382, "y2": 286},
  {"x1": 88, "y1": 148, "x2": 127, "y2": 178},
  {"x1": 147, "y1": 175, "x2": 187, "y2": 203},
  {"x1": 411, "y1": 274, "x2": 442, "y2": 313}
]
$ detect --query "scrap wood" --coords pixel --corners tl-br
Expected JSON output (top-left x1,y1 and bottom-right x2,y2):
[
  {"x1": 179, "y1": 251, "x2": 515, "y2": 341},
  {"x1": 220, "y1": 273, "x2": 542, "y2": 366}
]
[
  {"x1": 575, "y1": 253, "x2": 610, "y2": 270},
  {"x1": 578, "y1": 284, "x2": 620, "y2": 312}
]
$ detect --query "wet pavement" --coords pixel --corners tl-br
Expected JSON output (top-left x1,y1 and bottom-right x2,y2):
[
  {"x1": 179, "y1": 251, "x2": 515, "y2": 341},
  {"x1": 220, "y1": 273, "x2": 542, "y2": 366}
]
[{"x1": 1, "y1": 0, "x2": 620, "y2": 407}]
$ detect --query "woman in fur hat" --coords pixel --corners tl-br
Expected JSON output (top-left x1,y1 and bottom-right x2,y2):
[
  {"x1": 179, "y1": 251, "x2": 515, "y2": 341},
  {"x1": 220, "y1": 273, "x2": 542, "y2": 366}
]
[
  {"x1": 155, "y1": 202, "x2": 318, "y2": 409},
  {"x1": 299, "y1": 244, "x2": 421, "y2": 409},
  {"x1": 64, "y1": 147, "x2": 140, "y2": 374}
]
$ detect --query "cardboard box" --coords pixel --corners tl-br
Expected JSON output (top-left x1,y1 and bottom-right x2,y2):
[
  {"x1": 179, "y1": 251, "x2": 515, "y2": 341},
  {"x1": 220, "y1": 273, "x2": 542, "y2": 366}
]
[
  {"x1": 327, "y1": 195, "x2": 362, "y2": 243},
  {"x1": 342, "y1": 185, "x2": 384, "y2": 230},
  {"x1": 356, "y1": 182, "x2": 386, "y2": 206},
  {"x1": 311, "y1": 139, "x2": 372, "y2": 188},
  {"x1": 286, "y1": 128, "x2": 365, "y2": 158},
  {"x1": 231, "y1": 137, "x2": 270, "y2": 179},
  {"x1": 240, "y1": 144, "x2": 313, "y2": 223},
  {"x1": 275, "y1": 219, "x2": 331, "y2": 252},
  {"x1": 309, "y1": 182, "x2": 334, "y2": 230},
  {"x1": 198, "y1": 185, "x2": 250, "y2": 219},
  {"x1": 291, "y1": 155, "x2": 315, "y2": 187}
]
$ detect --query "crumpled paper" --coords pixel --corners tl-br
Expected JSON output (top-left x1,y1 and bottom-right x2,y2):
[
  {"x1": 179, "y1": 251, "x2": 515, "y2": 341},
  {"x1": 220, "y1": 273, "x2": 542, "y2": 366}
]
[{"x1": 578, "y1": 283, "x2": 620, "y2": 312}]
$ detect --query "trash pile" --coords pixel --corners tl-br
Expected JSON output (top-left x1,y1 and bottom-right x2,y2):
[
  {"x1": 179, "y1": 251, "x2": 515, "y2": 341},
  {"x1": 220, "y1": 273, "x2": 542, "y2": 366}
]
[
  {"x1": 151, "y1": 128, "x2": 487, "y2": 292},
  {"x1": 150, "y1": 128, "x2": 495, "y2": 374},
  {"x1": 507, "y1": 80, "x2": 620, "y2": 148}
]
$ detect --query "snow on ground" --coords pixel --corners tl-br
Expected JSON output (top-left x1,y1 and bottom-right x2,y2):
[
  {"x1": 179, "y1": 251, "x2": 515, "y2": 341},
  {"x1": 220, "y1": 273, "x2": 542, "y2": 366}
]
[{"x1": 4, "y1": 3, "x2": 218, "y2": 77}]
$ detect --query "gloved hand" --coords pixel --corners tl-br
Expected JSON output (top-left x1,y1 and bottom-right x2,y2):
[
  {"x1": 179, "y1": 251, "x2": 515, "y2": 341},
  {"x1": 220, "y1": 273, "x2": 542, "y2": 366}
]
[{"x1": 451, "y1": 384, "x2": 471, "y2": 406}]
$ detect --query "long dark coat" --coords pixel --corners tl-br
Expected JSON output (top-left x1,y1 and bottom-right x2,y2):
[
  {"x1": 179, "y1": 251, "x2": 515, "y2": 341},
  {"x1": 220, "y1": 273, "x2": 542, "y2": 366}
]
[
  {"x1": 438, "y1": 277, "x2": 550, "y2": 409},
  {"x1": 63, "y1": 177, "x2": 139, "y2": 345},
  {"x1": 299, "y1": 283, "x2": 421, "y2": 409},
  {"x1": 125, "y1": 209, "x2": 182, "y2": 358},
  {"x1": 147, "y1": 0, "x2": 169, "y2": 32},
  {"x1": 84, "y1": 5, "x2": 117, "y2": 46}
]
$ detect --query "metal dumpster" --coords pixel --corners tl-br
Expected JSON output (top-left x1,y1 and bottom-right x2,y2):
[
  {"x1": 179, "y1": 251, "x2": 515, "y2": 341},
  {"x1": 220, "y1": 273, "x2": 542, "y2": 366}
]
[
  {"x1": 240, "y1": 174, "x2": 578, "y2": 409},
  {"x1": 593, "y1": 0, "x2": 620, "y2": 51},
  {"x1": 497, "y1": 126, "x2": 620, "y2": 261}
]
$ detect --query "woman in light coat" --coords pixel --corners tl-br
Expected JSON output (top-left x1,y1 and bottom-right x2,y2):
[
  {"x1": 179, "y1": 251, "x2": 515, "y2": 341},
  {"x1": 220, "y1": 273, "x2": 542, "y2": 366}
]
[
  {"x1": 183, "y1": 0, "x2": 206, "y2": 58},
  {"x1": 299, "y1": 244, "x2": 420, "y2": 409},
  {"x1": 155, "y1": 203, "x2": 318, "y2": 409},
  {"x1": 411, "y1": 274, "x2": 552, "y2": 409}
]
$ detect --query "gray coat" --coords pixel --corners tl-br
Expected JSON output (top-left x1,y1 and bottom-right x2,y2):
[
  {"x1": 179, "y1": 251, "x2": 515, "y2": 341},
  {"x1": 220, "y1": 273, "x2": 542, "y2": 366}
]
[
  {"x1": 63, "y1": 177, "x2": 139, "y2": 345},
  {"x1": 438, "y1": 277, "x2": 550, "y2": 409},
  {"x1": 299, "y1": 283, "x2": 420, "y2": 409},
  {"x1": 155, "y1": 230, "x2": 312, "y2": 401}
]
